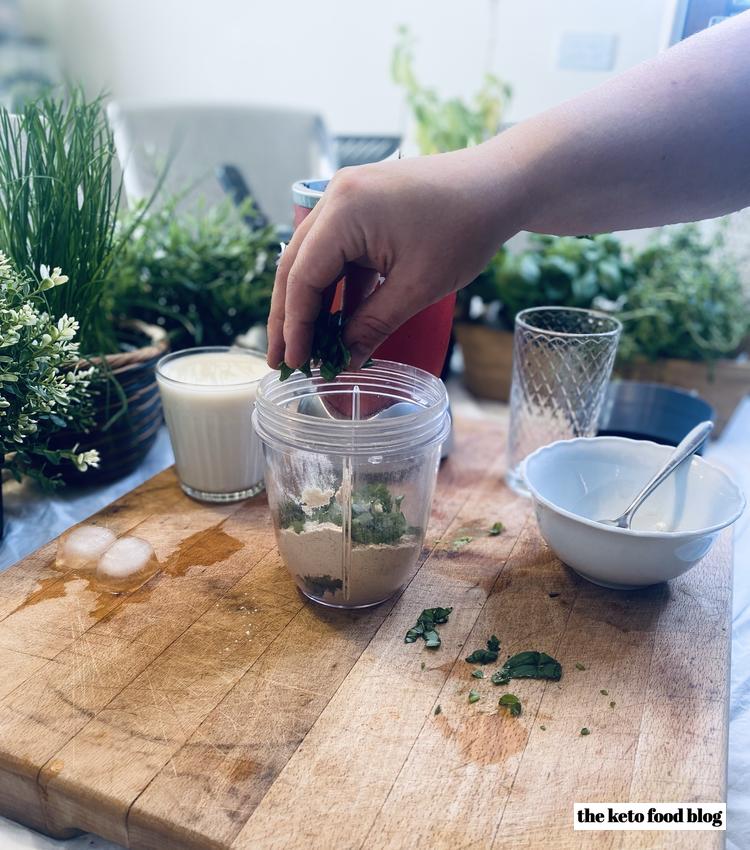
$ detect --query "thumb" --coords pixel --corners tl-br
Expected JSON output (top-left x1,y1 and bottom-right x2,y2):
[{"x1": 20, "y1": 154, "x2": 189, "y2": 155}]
[{"x1": 342, "y1": 271, "x2": 425, "y2": 369}]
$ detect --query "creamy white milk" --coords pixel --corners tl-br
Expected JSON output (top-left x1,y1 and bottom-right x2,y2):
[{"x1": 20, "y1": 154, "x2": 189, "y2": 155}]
[{"x1": 157, "y1": 349, "x2": 271, "y2": 499}]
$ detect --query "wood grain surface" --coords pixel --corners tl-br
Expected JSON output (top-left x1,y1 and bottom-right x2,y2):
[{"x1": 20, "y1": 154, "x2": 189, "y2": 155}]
[{"x1": 0, "y1": 419, "x2": 731, "y2": 850}]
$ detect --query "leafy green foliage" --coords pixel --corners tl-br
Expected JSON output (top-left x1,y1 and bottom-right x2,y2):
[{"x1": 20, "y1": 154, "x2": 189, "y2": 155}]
[
  {"x1": 613, "y1": 224, "x2": 749, "y2": 363},
  {"x1": 279, "y1": 310, "x2": 352, "y2": 382},
  {"x1": 0, "y1": 253, "x2": 97, "y2": 485},
  {"x1": 488, "y1": 522, "x2": 505, "y2": 536},
  {"x1": 459, "y1": 224, "x2": 750, "y2": 363},
  {"x1": 468, "y1": 689, "x2": 481, "y2": 704},
  {"x1": 498, "y1": 693, "x2": 522, "y2": 717},
  {"x1": 580, "y1": 727, "x2": 591, "y2": 736},
  {"x1": 391, "y1": 26, "x2": 511, "y2": 155},
  {"x1": 465, "y1": 635, "x2": 500, "y2": 665},
  {"x1": 494, "y1": 234, "x2": 634, "y2": 321},
  {"x1": 471, "y1": 669, "x2": 485, "y2": 679},
  {"x1": 404, "y1": 606, "x2": 453, "y2": 648},
  {"x1": 111, "y1": 197, "x2": 278, "y2": 348},
  {"x1": 0, "y1": 90, "x2": 125, "y2": 354},
  {"x1": 302, "y1": 575, "x2": 343, "y2": 597},
  {"x1": 491, "y1": 651, "x2": 563, "y2": 685},
  {"x1": 452, "y1": 535, "x2": 473, "y2": 551},
  {"x1": 278, "y1": 483, "x2": 410, "y2": 546}
]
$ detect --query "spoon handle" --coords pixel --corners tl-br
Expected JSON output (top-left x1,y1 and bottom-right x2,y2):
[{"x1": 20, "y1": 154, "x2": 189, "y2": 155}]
[{"x1": 620, "y1": 420, "x2": 714, "y2": 526}]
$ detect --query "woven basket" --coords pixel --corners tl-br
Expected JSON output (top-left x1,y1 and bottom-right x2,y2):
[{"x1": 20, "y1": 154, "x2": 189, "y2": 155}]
[{"x1": 52, "y1": 320, "x2": 169, "y2": 484}]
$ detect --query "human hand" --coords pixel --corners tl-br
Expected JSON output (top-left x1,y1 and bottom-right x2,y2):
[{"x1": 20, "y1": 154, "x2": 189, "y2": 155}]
[{"x1": 267, "y1": 144, "x2": 527, "y2": 370}]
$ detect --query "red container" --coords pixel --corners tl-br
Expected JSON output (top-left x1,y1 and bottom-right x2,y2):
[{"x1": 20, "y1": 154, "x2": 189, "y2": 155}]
[{"x1": 292, "y1": 179, "x2": 455, "y2": 377}]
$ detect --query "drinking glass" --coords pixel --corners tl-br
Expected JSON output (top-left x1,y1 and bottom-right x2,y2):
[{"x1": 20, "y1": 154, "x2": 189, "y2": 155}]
[
  {"x1": 506, "y1": 307, "x2": 622, "y2": 495},
  {"x1": 156, "y1": 347, "x2": 270, "y2": 502}
]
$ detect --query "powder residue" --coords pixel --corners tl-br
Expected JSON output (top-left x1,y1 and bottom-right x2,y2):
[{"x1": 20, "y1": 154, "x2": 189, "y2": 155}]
[{"x1": 277, "y1": 522, "x2": 421, "y2": 607}]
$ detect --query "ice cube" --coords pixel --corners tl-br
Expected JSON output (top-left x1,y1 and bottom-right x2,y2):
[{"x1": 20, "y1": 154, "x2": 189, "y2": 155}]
[
  {"x1": 96, "y1": 536, "x2": 157, "y2": 588},
  {"x1": 57, "y1": 525, "x2": 116, "y2": 571}
]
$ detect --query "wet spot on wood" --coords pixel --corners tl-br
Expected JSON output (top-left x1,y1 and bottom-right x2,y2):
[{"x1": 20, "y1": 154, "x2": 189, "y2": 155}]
[{"x1": 164, "y1": 526, "x2": 245, "y2": 577}]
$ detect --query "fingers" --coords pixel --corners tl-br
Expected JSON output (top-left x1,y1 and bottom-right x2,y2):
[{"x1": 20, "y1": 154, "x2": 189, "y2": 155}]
[
  {"x1": 281, "y1": 202, "x2": 350, "y2": 367},
  {"x1": 342, "y1": 270, "x2": 424, "y2": 368},
  {"x1": 266, "y1": 203, "x2": 321, "y2": 368}
]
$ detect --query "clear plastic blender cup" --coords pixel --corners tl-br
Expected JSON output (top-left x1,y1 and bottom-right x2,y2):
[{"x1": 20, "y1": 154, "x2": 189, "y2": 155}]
[{"x1": 253, "y1": 360, "x2": 450, "y2": 608}]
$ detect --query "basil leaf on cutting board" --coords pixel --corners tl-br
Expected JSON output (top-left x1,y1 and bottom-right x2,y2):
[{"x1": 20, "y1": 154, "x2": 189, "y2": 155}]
[{"x1": 491, "y1": 651, "x2": 562, "y2": 685}]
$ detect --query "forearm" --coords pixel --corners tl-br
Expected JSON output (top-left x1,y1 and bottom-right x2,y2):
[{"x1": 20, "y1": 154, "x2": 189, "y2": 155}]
[{"x1": 486, "y1": 12, "x2": 750, "y2": 235}]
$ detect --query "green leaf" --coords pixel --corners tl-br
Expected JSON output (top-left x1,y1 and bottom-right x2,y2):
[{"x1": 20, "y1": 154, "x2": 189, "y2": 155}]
[
  {"x1": 279, "y1": 362, "x2": 294, "y2": 381},
  {"x1": 468, "y1": 689, "x2": 480, "y2": 704},
  {"x1": 580, "y1": 727, "x2": 591, "y2": 736},
  {"x1": 491, "y1": 651, "x2": 562, "y2": 684},
  {"x1": 488, "y1": 522, "x2": 505, "y2": 536},
  {"x1": 302, "y1": 575, "x2": 343, "y2": 597},
  {"x1": 434, "y1": 704, "x2": 442, "y2": 716},
  {"x1": 404, "y1": 607, "x2": 453, "y2": 648},
  {"x1": 452, "y1": 535, "x2": 473, "y2": 551},
  {"x1": 471, "y1": 669, "x2": 485, "y2": 679},
  {"x1": 498, "y1": 693, "x2": 522, "y2": 717},
  {"x1": 465, "y1": 634, "x2": 500, "y2": 665},
  {"x1": 575, "y1": 662, "x2": 586, "y2": 671}
]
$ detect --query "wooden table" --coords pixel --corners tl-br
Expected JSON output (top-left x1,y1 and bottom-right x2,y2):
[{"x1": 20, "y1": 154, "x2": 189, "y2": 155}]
[{"x1": 0, "y1": 419, "x2": 730, "y2": 849}]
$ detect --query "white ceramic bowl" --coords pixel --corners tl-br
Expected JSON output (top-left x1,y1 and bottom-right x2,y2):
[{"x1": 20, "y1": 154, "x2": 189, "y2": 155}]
[{"x1": 523, "y1": 436, "x2": 745, "y2": 589}]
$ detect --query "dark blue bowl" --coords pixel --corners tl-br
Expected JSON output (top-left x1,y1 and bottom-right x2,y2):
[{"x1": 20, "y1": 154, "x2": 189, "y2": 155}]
[{"x1": 597, "y1": 380, "x2": 715, "y2": 454}]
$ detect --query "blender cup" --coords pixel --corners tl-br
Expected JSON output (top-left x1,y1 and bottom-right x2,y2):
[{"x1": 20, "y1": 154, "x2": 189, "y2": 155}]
[{"x1": 253, "y1": 360, "x2": 450, "y2": 608}]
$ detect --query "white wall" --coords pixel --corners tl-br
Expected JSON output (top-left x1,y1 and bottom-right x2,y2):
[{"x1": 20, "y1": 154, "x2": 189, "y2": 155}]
[{"x1": 22, "y1": 0, "x2": 669, "y2": 139}]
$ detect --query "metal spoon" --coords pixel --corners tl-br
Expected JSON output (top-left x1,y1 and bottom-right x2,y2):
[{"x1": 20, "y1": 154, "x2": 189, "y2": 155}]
[{"x1": 598, "y1": 420, "x2": 714, "y2": 529}]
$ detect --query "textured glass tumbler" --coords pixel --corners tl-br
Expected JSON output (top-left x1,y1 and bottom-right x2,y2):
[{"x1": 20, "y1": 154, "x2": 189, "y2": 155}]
[{"x1": 506, "y1": 307, "x2": 622, "y2": 495}]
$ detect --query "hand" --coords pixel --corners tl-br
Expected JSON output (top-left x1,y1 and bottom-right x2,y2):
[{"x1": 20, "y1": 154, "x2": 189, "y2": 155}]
[{"x1": 267, "y1": 144, "x2": 528, "y2": 370}]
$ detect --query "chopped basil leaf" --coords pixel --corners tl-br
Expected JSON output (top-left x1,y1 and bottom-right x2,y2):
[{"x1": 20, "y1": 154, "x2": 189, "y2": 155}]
[
  {"x1": 540, "y1": 724, "x2": 547, "y2": 731},
  {"x1": 434, "y1": 704, "x2": 442, "y2": 715},
  {"x1": 498, "y1": 693, "x2": 522, "y2": 716},
  {"x1": 600, "y1": 689, "x2": 609, "y2": 696},
  {"x1": 471, "y1": 669, "x2": 485, "y2": 679},
  {"x1": 465, "y1": 634, "x2": 500, "y2": 665},
  {"x1": 580, "y1": 727, "x2": 591, "y2": 736},
  {"x1": 575, "y1": 662, "x2": 586, "y2": 671},
  {"x1": 420, "y1": 661, "x2": 426, "y2": 671},
  {"x1": 468, "y1": 689, "x2": 480, "y2": 704},
  {"x1": 280, "y1": 483, "x2": 410, "y2": 546},
  {"x1": 404, "y1": 607, "x2": 453, "y2": 648},
  {"x1": 609, "y1": 701, "x2": 616, "y2": 709},
  {"x1": 489, "y1": 522, "x2": 505, "y2": 536},
  {"x1": 302, "y1": 574, "x2": 343, "y2": 597},
  {"x1": 279, "y1": 310, "x2": 358, "y2": 382},
  {"x1": 452, "y1": 535, "x2": 473, "y2": 550},
  {"x1": 491, "y1": 651, "x2": 562, "y2": 685}
]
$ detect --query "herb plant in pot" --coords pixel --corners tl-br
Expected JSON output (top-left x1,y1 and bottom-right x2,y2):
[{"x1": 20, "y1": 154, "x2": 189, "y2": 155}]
[
  {"x1": 0, "y1": 91, "x2": 168, "y2": 483},
  {"x1": 0, "y1": 254, "x2": 99, "y2": 534},
  {"x1": 610, "y1": 225, "x2": 750, "y2": 432},
  {"x1": 109, "y1": 196, "x2": 278, "y2": 351},
  {"x1": 455, "y1": 234, "x2": 634, "y2": 401}
]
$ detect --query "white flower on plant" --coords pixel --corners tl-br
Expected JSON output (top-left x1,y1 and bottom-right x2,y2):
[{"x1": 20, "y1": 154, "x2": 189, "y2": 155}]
[
  {"x1": 55, "y1": 314, "x2": 79, "y2": 342},
  {"x1": 39, "y1": 265, "x2": 70, "y2": 291},
  {"x1": 74, "y1": 449, "x2": 100, "y2": 472}
]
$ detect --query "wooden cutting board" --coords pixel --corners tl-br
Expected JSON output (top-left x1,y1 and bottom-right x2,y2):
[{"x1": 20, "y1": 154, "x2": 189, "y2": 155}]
[{"x1": 0, "y1": 418, "x2": 731, "y2": 850}]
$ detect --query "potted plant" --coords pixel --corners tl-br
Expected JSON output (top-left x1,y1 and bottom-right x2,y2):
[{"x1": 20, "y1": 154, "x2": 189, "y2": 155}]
[
  {"x1": 109, "y1": 196, "x2": 278, "y2": 350},
  {"x1": 611, "y1": 224, "x2": 750, "y2": 432},
  {"x1": 0, "y1": 90, "x2": 167, "y2": 483},
  {"x1": 0, "y1": 253, "x2": 98, "y2": 533},
  {"x1": 455, "y1": 234, "x2": 634, "y2": 400},
  {"x1": 391, "y1": 25, "x2": 511, "y2": 155}
]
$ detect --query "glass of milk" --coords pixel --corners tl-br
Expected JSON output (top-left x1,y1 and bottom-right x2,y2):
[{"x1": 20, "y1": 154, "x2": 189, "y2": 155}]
[{"x1": 156, "y1": 347, "x2": 271, "y2": 502}]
